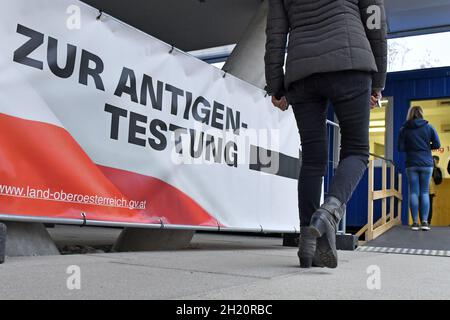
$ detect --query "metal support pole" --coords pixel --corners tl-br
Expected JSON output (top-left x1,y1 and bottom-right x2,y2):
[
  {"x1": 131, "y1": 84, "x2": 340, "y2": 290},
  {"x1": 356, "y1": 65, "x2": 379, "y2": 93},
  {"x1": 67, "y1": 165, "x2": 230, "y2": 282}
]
[{"x1": 328, "y1": 119, "x2": 346, "y2": 234}]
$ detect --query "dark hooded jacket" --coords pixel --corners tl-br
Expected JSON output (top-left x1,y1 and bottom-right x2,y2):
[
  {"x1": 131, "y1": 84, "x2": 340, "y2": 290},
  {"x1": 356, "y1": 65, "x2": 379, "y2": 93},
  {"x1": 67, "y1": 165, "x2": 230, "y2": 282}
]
[
  {"x1": 397, "y1": 119, "x2": 441, "y2": 168},
  {"x1": 264, "y1": 0, "x2": 388, "y2": 98}
]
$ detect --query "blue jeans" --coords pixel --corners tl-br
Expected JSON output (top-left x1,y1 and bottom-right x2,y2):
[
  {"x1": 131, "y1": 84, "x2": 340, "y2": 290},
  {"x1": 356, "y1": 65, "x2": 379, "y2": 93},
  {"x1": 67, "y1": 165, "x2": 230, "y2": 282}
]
[{"x1": 406, "y1": 166, "x2": 433, "y2": 224}]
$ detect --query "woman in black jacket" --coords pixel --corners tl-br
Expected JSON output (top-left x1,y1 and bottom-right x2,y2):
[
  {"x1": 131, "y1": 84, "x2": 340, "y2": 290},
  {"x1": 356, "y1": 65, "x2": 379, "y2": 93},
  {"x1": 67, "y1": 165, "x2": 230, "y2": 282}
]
[{"x1": 264, "y1": 0, "x2": 387, "y2": 268}]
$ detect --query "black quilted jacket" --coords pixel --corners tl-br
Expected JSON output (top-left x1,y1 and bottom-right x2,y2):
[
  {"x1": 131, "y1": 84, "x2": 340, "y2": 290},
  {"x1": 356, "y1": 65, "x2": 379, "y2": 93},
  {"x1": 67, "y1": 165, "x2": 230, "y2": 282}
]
[{"x1": 264, "y1": 0, "x2": 387, "y2": 98}]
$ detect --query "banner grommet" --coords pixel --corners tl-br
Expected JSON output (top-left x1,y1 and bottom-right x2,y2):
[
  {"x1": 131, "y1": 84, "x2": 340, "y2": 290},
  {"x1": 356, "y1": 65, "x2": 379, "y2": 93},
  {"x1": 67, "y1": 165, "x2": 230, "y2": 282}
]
[{"x1": 80, "y1": 212, "x2": 87, "y2": 227}]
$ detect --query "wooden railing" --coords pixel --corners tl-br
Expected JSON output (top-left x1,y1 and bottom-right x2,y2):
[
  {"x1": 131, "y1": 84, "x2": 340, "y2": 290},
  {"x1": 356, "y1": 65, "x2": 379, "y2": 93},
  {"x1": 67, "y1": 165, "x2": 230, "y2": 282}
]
[{"x1": 356, "y1": 157, "x2": 403, "y2": 245}]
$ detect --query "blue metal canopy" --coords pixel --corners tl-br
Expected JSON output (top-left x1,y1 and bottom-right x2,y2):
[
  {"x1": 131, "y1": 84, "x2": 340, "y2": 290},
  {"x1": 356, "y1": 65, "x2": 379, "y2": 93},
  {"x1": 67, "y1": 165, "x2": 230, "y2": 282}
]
[{"x1": 386, "y1": 0, "x2": 450, "y2": 37}]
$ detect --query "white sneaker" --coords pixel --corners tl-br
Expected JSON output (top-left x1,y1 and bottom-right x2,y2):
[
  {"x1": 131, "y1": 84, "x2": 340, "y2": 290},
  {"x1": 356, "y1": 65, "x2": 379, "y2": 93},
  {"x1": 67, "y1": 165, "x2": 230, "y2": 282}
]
[{"x1": 421, "y1": 222, "x2": 431, "y2": 231}]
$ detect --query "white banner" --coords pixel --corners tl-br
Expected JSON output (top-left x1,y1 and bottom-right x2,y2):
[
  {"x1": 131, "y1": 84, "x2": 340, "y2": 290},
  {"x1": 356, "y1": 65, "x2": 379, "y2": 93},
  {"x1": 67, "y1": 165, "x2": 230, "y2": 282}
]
[{"x1": 0, "y1": 0, "x2": 301, "y2": 232}]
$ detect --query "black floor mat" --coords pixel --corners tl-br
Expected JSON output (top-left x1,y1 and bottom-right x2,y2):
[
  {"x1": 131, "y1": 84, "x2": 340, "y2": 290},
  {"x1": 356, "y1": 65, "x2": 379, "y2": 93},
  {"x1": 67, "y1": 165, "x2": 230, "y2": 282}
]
[{"x1": 357, "y1": 226, "x2": 450, "y2": 257}]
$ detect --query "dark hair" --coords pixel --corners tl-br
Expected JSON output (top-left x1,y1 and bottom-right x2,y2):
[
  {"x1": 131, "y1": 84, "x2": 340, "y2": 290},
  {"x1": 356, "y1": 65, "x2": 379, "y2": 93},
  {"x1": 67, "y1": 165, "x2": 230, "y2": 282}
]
[{"x1": 433, "y1": 155, "x2": 440, "y2": 161}]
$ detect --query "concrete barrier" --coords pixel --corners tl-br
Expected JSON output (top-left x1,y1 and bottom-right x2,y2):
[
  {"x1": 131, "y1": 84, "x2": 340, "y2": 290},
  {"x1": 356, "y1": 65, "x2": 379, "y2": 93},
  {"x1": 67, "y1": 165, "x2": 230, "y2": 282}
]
[
  {"x1": 113, "y1": 228, "x2": 194, "y2": 252},
  {"x1": 0, "y1": 223, "x2": 6, "y2": 263},
  {"x1": 2, "y1": 221, "x2": 60, "y2": 257}
]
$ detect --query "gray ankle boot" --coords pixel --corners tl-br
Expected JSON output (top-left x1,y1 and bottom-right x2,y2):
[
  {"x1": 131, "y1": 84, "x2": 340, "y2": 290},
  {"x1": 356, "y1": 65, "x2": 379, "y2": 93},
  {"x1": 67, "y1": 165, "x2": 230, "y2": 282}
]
[
  {"x1": 298, "y1": 227, "x2": 325, "y2": 268},
  {"x1": 298, "y1": 226, "x2": 316, "y2": 268},
  {"x1": 309, "y1": 196, "x2": 346, "y2": 268}
]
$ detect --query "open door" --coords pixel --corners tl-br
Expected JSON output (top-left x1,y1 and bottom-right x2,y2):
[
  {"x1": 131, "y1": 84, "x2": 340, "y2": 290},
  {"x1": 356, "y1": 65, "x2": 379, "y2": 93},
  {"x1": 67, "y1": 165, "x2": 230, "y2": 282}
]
[{"x1": 409, "y1": 99, "x2": 450, "y2": 227}]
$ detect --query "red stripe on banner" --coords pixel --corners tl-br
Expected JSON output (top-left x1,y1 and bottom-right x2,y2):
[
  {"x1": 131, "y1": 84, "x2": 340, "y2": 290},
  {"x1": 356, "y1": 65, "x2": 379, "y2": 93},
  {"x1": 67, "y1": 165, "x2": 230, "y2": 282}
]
[{"x1": 0, "y1": 113, "x2": 221, "y2": 227}]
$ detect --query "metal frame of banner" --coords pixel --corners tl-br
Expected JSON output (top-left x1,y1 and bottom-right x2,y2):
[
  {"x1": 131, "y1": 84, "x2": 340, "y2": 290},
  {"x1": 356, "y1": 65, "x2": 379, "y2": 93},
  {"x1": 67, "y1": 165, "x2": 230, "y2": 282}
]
[{"x1": 0, "y1": 214, "x2": 297, "y2": 234}]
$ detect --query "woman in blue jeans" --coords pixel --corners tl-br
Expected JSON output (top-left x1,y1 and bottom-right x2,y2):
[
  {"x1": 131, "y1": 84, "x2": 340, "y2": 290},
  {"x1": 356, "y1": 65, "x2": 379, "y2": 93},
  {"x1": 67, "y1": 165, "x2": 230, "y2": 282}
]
[{"x1": 398, "y1": 106, "x2": 441, "y2": 231}]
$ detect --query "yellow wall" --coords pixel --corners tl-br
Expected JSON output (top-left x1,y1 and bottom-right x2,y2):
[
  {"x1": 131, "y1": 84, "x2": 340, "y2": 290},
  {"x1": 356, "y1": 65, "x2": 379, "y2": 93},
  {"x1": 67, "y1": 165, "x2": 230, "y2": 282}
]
[
  {"x1": 369, "y1": 104, "x2": 386, "y2": 158},
  {"x1": 426, "y1": 108, "x2": 450, "y2": 226},
  {"x1": 370, "y1": 133, "x2": 385, "y2": 157},
  {"x1": 411, "y1": 179, "x2": 450, "y2": 226},
  {"x1": 428, "y1": 113, "x2": 450, "y2": 179},
  {"x1": 433, "y1": 179, "x2": 450, "y2": 226}
]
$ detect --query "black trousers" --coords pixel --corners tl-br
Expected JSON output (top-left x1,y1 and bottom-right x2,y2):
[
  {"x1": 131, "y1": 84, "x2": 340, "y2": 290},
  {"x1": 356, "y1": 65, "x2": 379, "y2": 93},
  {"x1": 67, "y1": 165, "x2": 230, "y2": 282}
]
[{"x1": 287, "y1": 71, "x2": 372, "y2": 226}]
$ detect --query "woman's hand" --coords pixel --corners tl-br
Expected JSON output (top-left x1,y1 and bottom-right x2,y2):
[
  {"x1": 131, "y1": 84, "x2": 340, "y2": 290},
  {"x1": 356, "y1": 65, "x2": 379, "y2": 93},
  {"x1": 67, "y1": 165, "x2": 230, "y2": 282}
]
[
  {"x1": 370, "y1": 90, "x2": 382, "y2": 109},
  {"x1": 272, "y1": 96, "x2": 289, "y2": 111}
]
